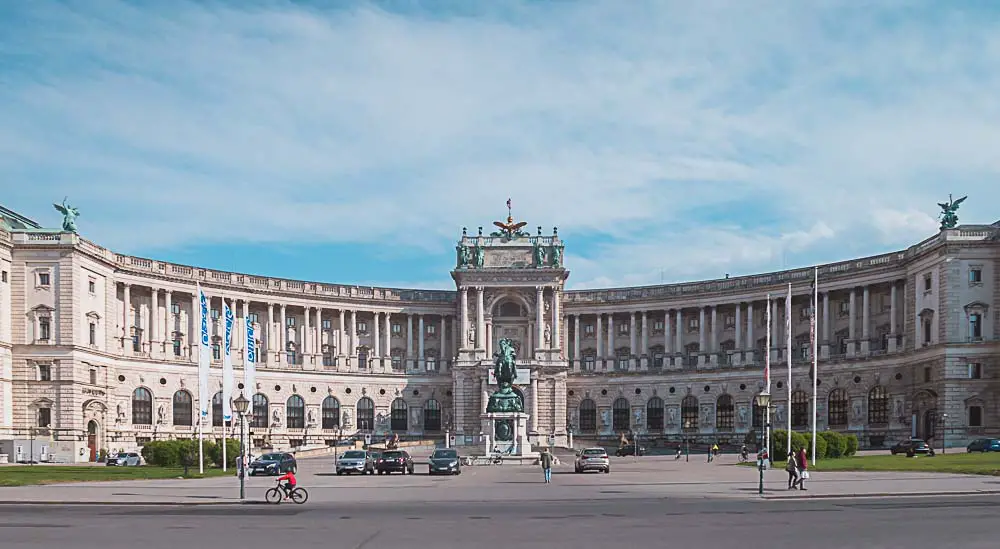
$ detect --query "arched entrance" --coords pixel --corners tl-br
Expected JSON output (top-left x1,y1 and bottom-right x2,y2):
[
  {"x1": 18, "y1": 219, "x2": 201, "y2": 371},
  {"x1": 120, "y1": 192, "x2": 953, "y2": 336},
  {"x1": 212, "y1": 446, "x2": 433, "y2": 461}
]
[
  {"x1": 87, "y1": 421, "x2": 99, "y2": 461},
  {"x1": 489, "y1": 297, "x2": 530, "y2": 356}
]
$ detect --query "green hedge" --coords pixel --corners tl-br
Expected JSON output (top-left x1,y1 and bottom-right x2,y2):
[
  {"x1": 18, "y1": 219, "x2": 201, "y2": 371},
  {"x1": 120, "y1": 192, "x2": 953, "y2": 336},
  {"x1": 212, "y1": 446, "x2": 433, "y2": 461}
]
[
  {"x1": 768, "y1": 430, "x2": 859, "y2": 460},
  {"x1": 140, "y1": 439, "x2": 239, "y2": 468}
]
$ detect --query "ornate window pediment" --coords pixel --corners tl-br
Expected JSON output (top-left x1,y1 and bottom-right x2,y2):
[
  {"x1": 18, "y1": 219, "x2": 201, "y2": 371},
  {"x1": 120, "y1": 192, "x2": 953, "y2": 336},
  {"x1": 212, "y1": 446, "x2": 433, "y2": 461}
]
[
  {"x1": 918, "y1": 307, "x2": 935, "y2": 318},
  {"x1": 86, "y1": 310, "x2": 101, "y2": 322},
  {"x1": 28, "y1": 304, "x2": 55, "y2": 317},
  {"x1": 963, "y1": 301, "x2": 990, "y2": 313}
]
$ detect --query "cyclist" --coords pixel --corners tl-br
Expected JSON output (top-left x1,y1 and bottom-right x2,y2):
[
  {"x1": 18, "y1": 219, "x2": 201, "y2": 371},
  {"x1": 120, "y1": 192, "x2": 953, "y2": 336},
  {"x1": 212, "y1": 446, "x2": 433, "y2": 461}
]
[
  {"x1": 276, "y1": 470, "x2": 297, "y2": 501},
  {"x1": 740, "y1": 444, "x2": 749, "y2": 462}
]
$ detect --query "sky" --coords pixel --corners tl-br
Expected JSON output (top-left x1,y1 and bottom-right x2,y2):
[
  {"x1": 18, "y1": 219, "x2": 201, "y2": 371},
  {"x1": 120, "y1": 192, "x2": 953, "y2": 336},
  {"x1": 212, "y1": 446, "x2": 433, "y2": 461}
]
[{"x1": 2, "y1": 0, "x2": 999, "y2": 291}]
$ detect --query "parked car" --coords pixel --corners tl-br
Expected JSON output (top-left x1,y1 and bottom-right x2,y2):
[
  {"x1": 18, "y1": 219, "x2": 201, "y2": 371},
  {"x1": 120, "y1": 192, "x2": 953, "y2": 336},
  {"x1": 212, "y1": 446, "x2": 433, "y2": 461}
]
[
  {"x1": 336, "y1": 449, "x2": 375, "y2": 475},
  {"x1": 575, "y1": 447, "x2": 611, "y2": 474},
  {"x1": 428, "y1": 448, "x2": 461, "y2": 475},
  {"x1": 106, "y1": 452, "x2": 142, "y2": 466},
  {"x1": 248, "y1": 452, "x2": 297, "y2": 476},
  {"x1": 967, "y1": 438, "x2": 1000, "y2": 453},
  {"x1": 376, "y1": 450, "x2": 414, "y2": 474},
  {"x1": 890, "y1": 439, "x2": 934, "y2": 457},
  {"x1": 615, "y1": 443, "x2": 646, "y2": 457}
]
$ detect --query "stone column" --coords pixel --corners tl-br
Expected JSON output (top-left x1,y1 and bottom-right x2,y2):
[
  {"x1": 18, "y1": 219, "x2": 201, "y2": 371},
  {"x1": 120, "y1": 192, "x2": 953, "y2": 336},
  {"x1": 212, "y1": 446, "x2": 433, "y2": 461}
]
[
  {"x1": 277, "y1": 304, "x2": 286, "y2": 365},
  {"x1": 476, "y1": 287, "x2": 486, "y2": 350},
  {"x1": 889, "y1": 283, "x2": 898, "y2": 352},
  {"x1": 313, "y1": 308, "x2": 321, "y2": 359},
  {"x1": 606, "y1": 314, "x2": 614, "y2": 359},
  {"x1": 735, "y1": 303, "x2": 743, "y2": 350},
  {"x1": 486, "y1": 320, "x2": 493, "y2": 354},
  {"x1": 710, "y1": 306, "x2": 718, "y2": 352},
  {"x1": 267, "y1": 303, "x2": 275, "y2": 355},
  {"x1": 165, "y1": 290, "x2": 173, "y2": 352},
  {"x1": 439, "y1": 316, "x2": 446, "y2": 360},
  {"x1": 303, "y1": 306, "x2": 311, "y2": 358},
  {"x1": 629, "y1": 312, "x2": 637, "y2": 356},
  {"x1": 337, "y1": 309, "x2": 345, "y2": 358},
  {"x1": 552, "y1": 289, "x2": 561, "y2": 350},
  {"x1": 406, "y1": 314, "x2": 414, "y2": 368},
  {"x1": 373, "y1": 311, "x2": 381, "y2": 358},
  {"x1": 640, "y1": 311, "x2": 648, "y2": 356},
  {"x1": 861, "y1": 286, "x2": 871, "y2": 354},
  {"x1": 149, "y1": 289, "x2": 159, "y2": 356},
  {"x1": 747, "y1": 302, "x2": 754, "y2": 354},
  {"x1": 664, "y1": 310, "x2": 671, "y2": 355},
  {"x1": 418, "y1": 314, "x2": 425, "y2": 370},
  {"x1": 384, "y1": 313, "x2": 392, "y2": 358},
  {"x1": 535, "y1": 286, "x2": 544, "y2": 350},
  {"x1": 848, "y1": 289, "x2": 857, "y2": 356},
  {"x1": 675, "y1": 309, "x2": 683, "y2": 356},
  {"x1": 460, "y1": 287, "x2": 469, "y2": 350},
  {"x1": 573, "y1": 315, "x2": 581, "y2": 369},
  {"x1": 699, "y1": 307, "x2": 706, "y2": 351},
  {"x1": 481, "y1": 377, "x2": 488, "y2": 414},
  {"x1": 596, "y1": 314, "x2": 603, "y2": 359},
  {"x1": 531, "y1": 376, "x2": 539, "y2": 433},
  {"x1": 123, "y1": 283, "x2": 132, "y2": 349},
  {"x1": 821, "y1": 292, "x2": 831, "y2": 358},
  {"x1": 349, "y1": 310, "x2": 357, "y2": 367}
]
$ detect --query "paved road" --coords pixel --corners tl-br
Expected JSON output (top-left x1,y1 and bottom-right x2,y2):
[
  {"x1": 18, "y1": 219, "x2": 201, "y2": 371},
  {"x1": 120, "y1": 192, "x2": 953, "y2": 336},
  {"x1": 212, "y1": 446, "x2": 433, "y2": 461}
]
[{"x1": 2, "y1": 495, "x2": 998, "y2": 549}]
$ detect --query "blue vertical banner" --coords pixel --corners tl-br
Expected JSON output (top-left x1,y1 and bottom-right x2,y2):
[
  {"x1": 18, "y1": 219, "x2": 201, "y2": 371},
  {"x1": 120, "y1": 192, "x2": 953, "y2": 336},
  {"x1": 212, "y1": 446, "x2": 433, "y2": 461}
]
[
  {"x1": 198, "y1": 284, "x2": 210, "y2": 419},
  {"x1": 222, "y1": 300, "x2": 234, "y2": 423},
  {"x1": 245, "y1": 316, "x2": 256, "y2": 399}
]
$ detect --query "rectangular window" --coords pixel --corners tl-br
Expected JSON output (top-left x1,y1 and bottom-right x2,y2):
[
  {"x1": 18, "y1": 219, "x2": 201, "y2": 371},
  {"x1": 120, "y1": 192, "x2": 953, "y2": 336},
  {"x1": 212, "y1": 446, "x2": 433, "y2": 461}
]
[
  {"x1": 839, "y1": 301, "x2": 850, "y2": 315},
  {"x1": 171, "y1": 303, "x2": 180, "y2": 315},
  {"x1": 211, "y1": 308, "x2": 219, "y2": 320},
  {"x1": 132, "y1": 334, "x2": 140, "y2": 353},
  {"x1": 799, "y1": 307, "x2": 810, "y2": 320},
  {"x1": 322, "y1": 353, "x2": 333, "y2": 367},
  {"x1": 425, "y1": 357, "x2": 438, "y2": 371},
  {"x1": 653, "y1": 320, "x2": 664, "y2": 331},
  {"x1": 427, "y1": 324, "x2": 436, "y2": 335},
  {"x1": 969, "y1": 268, "x2": 983, "y2": 284},
  {"x1": 969, "y1": 363, "x2": 982, "y2": 379},
  {"x1": 618, "y1": 323, "x2": 629, "y2": 335},
  {"x1": 652, "y1": 353, "x2": 664, "y2": 369},
  {"x1": 357, "y1": 321, "x2": 368, "y2": 333},
  {"x1": 391, "y1": 354, "x2": 403, "y2": 371},
  {"x1": 1, "y1": 270, "x2": 6, "y2": 283},
  {"x1": 725, "y1": 314, "x2": 736, "y2": 328},
  {"x1": 321, "y1": 319, "x2": 331, "y2": 330},
  {"x1": 584, "y1": 324, "x2": 595, "y2": 335},
  {"x1": 923, "y1": 321, "x2": 931, "y2": 345},
  {"x1": 38, "y1": 272, "x2": 51, "y2": 286},
  {"x1": 212, "y1": 343, "x2": 221, "y2": 360},
  {"x1": 583, "y1": 355, "x2": 596, "y2": 371},
  {"x1": 287, "y1": 317, "x2": 296, "y2": 327},
  {"x1": 38, "y1": 407, "x2": 51, "y2": 428},
  {"x1": 924, "y1": 366, "x2": 932, "y2": 383},
  {"x1": 39, "y1": 318, "x2": 51, "y2": 341},
  {"x1": 924, "y1": 274, "x2": 932, "y2": 291},
  {"x1": 38, "y1": 364, "x2": 51, "y2": 381},
  {"x1": 392, "y1": 323, "x2": 402, "y2": 334},
  {"x1": 970, "y1": 313, "x2": 982, "y2": 340},
  {"x1": 88, "y1": 280, "x2": 96, "y2": 294},
  {"x1": 173, "y1": 338, "x2": 182, "y2": 356},
  {"x1": 687, "y1": 318, "x2": 699, "y2": 331},
  {"x1": 89, "y1": 369, "x2": 97, "y2": 385},
  {"x1": 89, "y1": 323, "x2": 96, "y2": 345},
  {"x1": 969, "y1": 406, "x2": 983, "y2": 427},
  {"x1": 248, "y1": 312, "x2": 259, "y2": 323}
]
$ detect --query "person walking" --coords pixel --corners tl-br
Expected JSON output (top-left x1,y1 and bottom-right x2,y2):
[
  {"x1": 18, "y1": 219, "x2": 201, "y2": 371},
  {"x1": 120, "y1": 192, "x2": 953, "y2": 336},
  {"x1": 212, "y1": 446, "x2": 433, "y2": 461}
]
[
  {"x1": 795, "y1": 447, "x2": 809, "y2": 490},
  {"x1": 785, "y1": 452, "x2": 799, "y2": 489},
  {"x1": 540, "y1": 447, "x2": 553, "y2": 483}
]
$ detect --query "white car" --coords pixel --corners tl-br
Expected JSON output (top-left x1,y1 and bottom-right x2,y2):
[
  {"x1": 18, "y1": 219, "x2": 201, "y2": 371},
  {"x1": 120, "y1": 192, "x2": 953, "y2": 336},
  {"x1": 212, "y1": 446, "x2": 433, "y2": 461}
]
[
  {"x1": 574, "y1": 447, "x2": 610, "y2": 474},
  {"x1": 106, "y1": 452, "x2": 143, "y2": 466}
]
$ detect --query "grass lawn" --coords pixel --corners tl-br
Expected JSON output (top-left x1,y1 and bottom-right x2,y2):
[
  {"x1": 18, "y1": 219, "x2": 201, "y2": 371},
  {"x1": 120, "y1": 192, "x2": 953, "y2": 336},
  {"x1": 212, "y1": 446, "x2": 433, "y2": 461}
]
[
  {"x1": 809, "y1": 452, "x2": 1000, "y2": 476},
  {"x1": 0, "y1": 465, "x2": 231, "y2": 487}
]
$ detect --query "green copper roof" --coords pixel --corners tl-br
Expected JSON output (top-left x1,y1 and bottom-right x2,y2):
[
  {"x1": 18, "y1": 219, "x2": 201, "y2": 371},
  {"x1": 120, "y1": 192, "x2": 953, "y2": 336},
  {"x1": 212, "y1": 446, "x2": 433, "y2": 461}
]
[{"x1": 0, "y1": 205, "x2": 43, "y2": 230}]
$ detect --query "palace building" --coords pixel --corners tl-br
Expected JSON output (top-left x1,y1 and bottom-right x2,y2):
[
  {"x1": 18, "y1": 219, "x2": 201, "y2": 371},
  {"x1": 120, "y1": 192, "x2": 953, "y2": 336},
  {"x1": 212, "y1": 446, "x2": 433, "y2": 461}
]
[{"x1": 0, "y1": 202, "x2": 997, "y2": 462}]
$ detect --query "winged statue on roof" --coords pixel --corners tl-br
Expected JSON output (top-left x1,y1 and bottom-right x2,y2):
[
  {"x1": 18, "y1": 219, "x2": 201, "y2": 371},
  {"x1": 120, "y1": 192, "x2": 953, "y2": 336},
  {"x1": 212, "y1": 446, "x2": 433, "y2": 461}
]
[{"x1": 938, "y1": 194, "x2": 967, "y2": 230}]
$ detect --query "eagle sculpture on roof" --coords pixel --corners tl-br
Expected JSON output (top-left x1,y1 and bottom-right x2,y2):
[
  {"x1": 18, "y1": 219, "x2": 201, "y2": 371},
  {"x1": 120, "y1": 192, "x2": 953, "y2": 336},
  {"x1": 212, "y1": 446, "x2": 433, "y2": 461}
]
[{"x1": 490, "y1": 198, "x2": 530, "y2": 240}]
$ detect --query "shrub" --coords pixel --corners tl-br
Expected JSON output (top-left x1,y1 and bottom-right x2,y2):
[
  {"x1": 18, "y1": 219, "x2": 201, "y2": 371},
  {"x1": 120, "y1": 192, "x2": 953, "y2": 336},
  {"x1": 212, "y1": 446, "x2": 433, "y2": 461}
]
[
  {"x1": 803, "y1": 432, "x2": 828, "y2": 460},
  {"x1": 141, "y1": 439, "x2": 218, "y2": 468},
  {"x1": 842, "y1": 432, "x2": 859, "y2": 456},
  {"x1": 820, "y1": 431, "x2": 847, "y2": 458},
  {"x1": 769, "y1": 430, "x2": 808, "y2": 460},
  {"x1": 207, "y1": 438, "x2": 241, "y2": 467}
]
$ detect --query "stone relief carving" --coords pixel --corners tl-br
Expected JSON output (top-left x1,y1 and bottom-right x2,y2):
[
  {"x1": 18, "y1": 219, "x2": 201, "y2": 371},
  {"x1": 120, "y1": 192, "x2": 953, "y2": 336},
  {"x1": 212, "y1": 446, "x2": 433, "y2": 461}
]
[
  {"x1": 157, "y1": 404, "x2": 166, "y2": 425},
  {"x1": 307, "y1": 408, "x2": 317, "y2": 426},
  {"x1": 774, "y1": 404, "x2": 785, "y2": 424},
  {"x1": 543, "y1": 323, "x2": 551, "y2": 345},
  {"x1": 600, "y1": 409, "x2": 611, "y2": 427},
  {"x1": 411, "y1": 407, "x2": 421, "y2": 426},
  {"x1": 701, "y1": 405, "x2": 713, "y2": 425},
  {"x1": 894, "y1": 397, "x2": 904, "y2": 420},
  {"x1": 667, "y1": 406, "x2": 677, "y2": 425},
  {"x1": 737, "y1": 405, "x2": 748, "y2": 426},
  {"x1": 633, "y1": 408, "x2": 643, "y2": 426},
  {"x1": 852, "y1": 400, "x2": 863, "y2": 421},
  {"x1": 271, "y1": 408, "x2": 282, "y2": 427},
  {"x1": 341, "y1": 410, "x2": 352, "y2": 428}
]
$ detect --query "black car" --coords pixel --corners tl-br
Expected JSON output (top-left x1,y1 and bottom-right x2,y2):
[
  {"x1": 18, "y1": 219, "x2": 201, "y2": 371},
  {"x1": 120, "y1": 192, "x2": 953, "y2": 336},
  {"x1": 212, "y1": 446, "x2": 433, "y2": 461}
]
[
  {"x1": 967, "y1": 438, "x2": 1000, "y2": 453},
  {"x1": 890, "y1": 439, "x2": 934, "y2": 457},
  {"x1": 428, "y1": 448, "x2": 461, "y2": 475},
  {"x1": 376, "y1": 450, "x2": 414, "y2": 474},
  {"x1": 248, "y1": 452, "x2": 297, "y2": 476},
  {"x1": 615, "y1": 443, "x2": 646, "y2": 457}
]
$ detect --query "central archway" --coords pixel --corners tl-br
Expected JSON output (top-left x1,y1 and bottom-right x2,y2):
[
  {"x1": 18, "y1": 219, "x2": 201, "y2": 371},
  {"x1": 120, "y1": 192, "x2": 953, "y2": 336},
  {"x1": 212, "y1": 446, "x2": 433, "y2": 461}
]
[
  {"x1": 488, "y1": 295, "x2": 531, "y2": 356},
  {"x1": 87, "y1": 420, "x2": 99, "y2": 461}
]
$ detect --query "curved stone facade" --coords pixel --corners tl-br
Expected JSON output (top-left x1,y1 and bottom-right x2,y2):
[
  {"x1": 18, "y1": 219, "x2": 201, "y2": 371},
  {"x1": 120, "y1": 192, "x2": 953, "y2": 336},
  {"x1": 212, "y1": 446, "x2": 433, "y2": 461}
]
[{"x1": 0, "y1": 207, "x2": 998, "y2": 462}]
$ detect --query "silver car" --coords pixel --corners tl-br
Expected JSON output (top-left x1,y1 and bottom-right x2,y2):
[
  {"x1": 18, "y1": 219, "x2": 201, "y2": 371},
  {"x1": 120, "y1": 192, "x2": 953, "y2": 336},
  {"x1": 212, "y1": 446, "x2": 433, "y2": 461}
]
[
  {"x1": 106, "y1": 452, "x2": 142, "y2": 466},
  {"x1": 574, "y1": 447, "x2": 610, "y2": 474},
  {"x1": 336, "y1": 449, "x2": 375, "y2": 475}
]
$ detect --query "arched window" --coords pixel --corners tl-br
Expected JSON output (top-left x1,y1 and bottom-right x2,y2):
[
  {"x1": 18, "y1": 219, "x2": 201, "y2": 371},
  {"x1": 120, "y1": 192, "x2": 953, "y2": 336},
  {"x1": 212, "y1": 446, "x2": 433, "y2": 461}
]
[
  {"x1": 827, "y1": 389, "x2": 848, "y2": 426},
  {"x1": 716, "y1": 394, "x2": 734, "y2": 431},
  {"x1": 251, "y1": 394, "x2": 268, "y2": 429},
  {"x1": 286, "y1": 395, "x2": 305, "y2": 429},
  {"x1": 612, "y1": 397, "x2": 630, "y2": 432},
  {"x1": 579, "y1": 399, "x2": 597, "y2": 433},
  {"x1": 212, "y1": 391, "x2": 224, "y2": 427},
  {"x1": 356, "y1": 397, "x2": 375, "y2": 431},
  {"x1": 132, "y1": 387, "x2": 152, "y2": 425},
  {"x1": 681, "y1": 395, "x2": 698, "y2": 430},
  {"x1": 423, "y1": 399, "x2": 441, "y2": 432},
  {"x1": 391, "y1": 398, "x2": 408, "y2": 432},
  {"x1": 646, "y1": 397, "x2": 664, "y2": 431},
  {"x1": 868, "y1": 386, "x2": 888, "y2": 424},
  {"x1": 172, "y1": 390, "x2": 192, "y2": 426},
  {"x1": 791, "y1": 391, "x2": 809, "y2": 428},
  {"x1": 321, "y1": 397, "x2": 340, "y2": 429}
]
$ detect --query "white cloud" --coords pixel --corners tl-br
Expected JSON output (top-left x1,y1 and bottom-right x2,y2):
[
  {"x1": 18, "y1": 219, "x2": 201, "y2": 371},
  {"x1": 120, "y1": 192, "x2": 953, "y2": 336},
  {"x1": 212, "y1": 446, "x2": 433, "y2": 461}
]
[{"x1": 1, "y1": 0, "x2": 998, "y2": 288}]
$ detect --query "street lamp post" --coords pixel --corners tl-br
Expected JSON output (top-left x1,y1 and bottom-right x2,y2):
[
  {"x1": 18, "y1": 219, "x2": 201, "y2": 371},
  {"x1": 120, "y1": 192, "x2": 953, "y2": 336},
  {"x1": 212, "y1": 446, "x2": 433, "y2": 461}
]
[
  {"x1": 941, "y1": 413, "x2": 948, "y2": 455},
  {"x1": 232, "y1": 393, "x2": 250, "y2": 502},
  {"x1": 755, "y1": 392, "x2": 772, "y2": 497},
  {"x1": 334, "y1": 425, "x2": 343, "y2": 463}
]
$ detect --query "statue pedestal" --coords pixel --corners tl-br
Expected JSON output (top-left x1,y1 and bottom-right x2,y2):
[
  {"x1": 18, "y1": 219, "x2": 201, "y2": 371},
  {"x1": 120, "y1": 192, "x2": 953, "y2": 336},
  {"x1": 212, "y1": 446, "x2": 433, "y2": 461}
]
[{"x1": 482, "y1": 412, "x2": 532, "y2": 456}]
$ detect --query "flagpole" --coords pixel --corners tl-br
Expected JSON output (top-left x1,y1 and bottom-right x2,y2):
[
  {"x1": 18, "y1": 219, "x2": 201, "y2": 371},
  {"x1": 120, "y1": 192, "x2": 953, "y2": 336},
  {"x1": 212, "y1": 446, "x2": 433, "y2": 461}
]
[
  {"x1": 811, "y1": 267, "x2": 819, "y2": 465},
  {"x1": 197, "y1": 284, "x2": 210, "y2": 475},
  {"x1": 764, "y1": 293, "x2": 771, "y2": 461},
  {"x1": 786, "y1": 283, "x2": 792, "y2": 455}
]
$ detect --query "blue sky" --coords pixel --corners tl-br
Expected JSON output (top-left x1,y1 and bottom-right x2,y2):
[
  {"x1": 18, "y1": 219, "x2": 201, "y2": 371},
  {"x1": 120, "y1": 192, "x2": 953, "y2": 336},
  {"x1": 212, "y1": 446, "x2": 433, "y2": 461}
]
[{"x1": 2, "y1": 0, "x2": 999, "y2": 290}]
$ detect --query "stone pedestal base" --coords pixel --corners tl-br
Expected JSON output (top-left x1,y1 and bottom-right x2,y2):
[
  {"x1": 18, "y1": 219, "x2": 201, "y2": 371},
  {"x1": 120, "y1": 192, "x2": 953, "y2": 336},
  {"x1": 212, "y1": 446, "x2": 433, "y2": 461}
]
[{"x1": 482, "y1": 412, "x2": 532, "y2": 456}]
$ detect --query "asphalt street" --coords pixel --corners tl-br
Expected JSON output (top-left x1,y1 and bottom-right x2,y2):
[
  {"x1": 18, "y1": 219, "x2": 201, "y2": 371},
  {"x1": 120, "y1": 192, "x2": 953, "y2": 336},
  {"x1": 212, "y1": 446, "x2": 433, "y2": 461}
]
[{"x1": 2, "y1": 495, "x2": 998, "y2": 549}]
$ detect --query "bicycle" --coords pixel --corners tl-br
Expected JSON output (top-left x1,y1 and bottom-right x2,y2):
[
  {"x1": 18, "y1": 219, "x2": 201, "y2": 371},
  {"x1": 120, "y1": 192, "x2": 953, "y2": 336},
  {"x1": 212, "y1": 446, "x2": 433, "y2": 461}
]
[
  {"x1": 490, "y1": 445, "x2": 514, "y2": 465},
  {"x1": 265, "y1": 480, "x2": 309, "y2": 504},
  {"x1": 738, "y1": 452, "x2": 750, "y2": 464}
]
